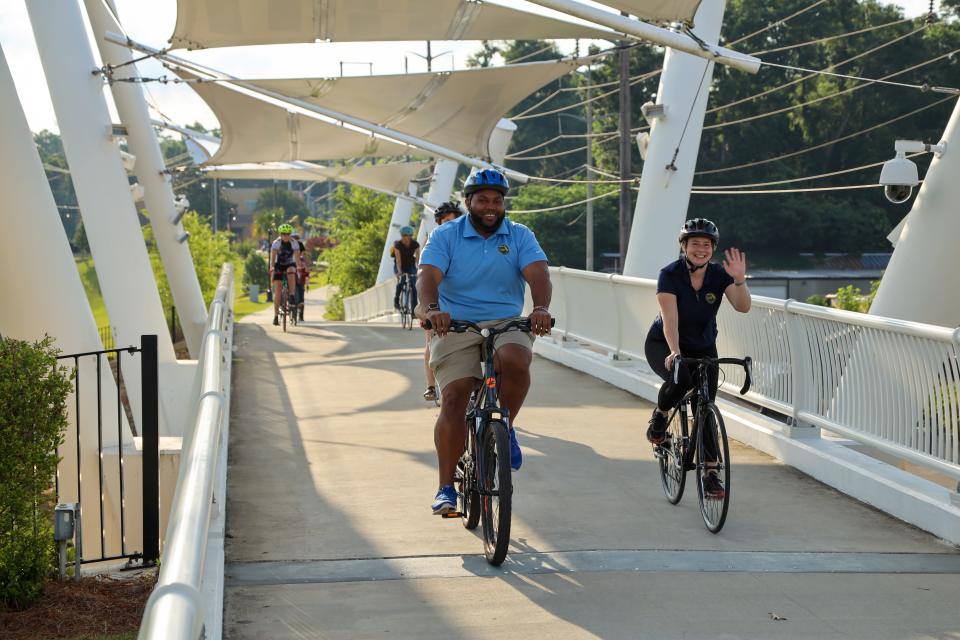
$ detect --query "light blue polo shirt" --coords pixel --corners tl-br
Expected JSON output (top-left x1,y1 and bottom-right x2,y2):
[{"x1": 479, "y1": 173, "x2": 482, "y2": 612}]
[{"x1": 420, "y1": 215, "x2": 548, "y2": 322}]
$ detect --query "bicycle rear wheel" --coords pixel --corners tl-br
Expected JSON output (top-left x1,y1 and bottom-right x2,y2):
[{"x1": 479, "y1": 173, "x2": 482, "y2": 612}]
[
  {"x1": 656, "y1": 407, "x2": 687, "y2": 505},
  {"x1": 695, "y1": 403, "x2": 731, "y2": 533},
  {"x1": 479, "y1": 420, "x2": 512, "y2": 566}
]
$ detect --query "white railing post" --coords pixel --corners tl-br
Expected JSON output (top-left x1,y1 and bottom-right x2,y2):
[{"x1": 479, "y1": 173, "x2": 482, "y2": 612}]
[{"x1": 783, "y1": 299, "x2": 819, "y2": 436}]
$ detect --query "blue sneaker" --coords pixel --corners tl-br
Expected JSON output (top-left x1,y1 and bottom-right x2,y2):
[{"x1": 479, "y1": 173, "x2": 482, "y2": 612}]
[
  {"x1": 509, "y1": 428, "x2": 522, "y2": 471},
  {"x1": 431, "y1": 485, "x2": 457, "y2": 515}
]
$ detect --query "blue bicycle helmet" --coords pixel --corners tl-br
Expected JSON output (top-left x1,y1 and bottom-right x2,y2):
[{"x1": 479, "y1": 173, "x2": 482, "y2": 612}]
[
  {"x1": 399, "y1": 225, "x2": 414, "y2": 236},
  {"x1": 463, "y1": 168, "x2": 509, "y2": 196}
]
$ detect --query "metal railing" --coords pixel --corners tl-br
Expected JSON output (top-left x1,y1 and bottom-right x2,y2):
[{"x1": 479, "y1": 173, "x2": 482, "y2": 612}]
[
  {"x1": 138, "y1": 263, "x2": 234, "y2": 640},
  {"x1": 546, "y1": 267, "x2": 960, "y2": 481},
  {"x1": 56, "y1": 335, "x2": 159, "y2": 566},
  {"x1": 343, "y1": 279, "x2": 397, "y2": 322},
  {"x1": 347, "y1": 266, "x2": 960, "y2": 480}
]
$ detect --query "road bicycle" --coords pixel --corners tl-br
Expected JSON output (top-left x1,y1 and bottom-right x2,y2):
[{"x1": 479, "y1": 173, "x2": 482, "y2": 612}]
[
  {"x1": 429, "y1": 316, "x2": 553, "y2": 566},
  {"x1": 277, "y1": 271, "x2": 298, "y2": 332},
  {"x1": 653, "y1": 355, "x2": 752, "y2": 533}
]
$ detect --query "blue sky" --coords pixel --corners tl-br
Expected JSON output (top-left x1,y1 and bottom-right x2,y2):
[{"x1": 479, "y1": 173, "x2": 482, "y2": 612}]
[{"x1": 0, "y1": 0, "x2": 937, "y2": 134}]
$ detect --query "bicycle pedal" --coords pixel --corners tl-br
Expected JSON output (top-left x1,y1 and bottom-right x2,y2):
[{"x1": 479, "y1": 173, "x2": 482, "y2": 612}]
[{"x1": 440, "y1": 512, "x2": 462, "y2": 519}]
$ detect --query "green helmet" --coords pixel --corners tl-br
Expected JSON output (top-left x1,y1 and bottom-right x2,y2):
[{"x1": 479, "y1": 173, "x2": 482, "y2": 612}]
[{"x1": 278, "y1": 223, "x2": 294, "y2": 234}]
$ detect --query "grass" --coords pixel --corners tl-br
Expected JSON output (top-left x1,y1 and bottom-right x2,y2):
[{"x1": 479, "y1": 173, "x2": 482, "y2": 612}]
[{"x1": 75, "y1": 256, "x2": 110, "y2": 328}]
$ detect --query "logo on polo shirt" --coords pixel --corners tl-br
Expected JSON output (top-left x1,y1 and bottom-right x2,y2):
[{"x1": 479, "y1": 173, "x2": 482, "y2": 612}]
[
  {"x1": 705, "y1": 292, "x2": 717, "y2": 304},
  {"x1": 498, "y1": 244, "x2": 510, "y2": 255}
]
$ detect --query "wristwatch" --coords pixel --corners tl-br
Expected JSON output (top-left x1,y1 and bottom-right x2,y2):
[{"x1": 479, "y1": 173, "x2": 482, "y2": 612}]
[{"x1": 426, "y1": 303, "x2": 440, "y2": 312}]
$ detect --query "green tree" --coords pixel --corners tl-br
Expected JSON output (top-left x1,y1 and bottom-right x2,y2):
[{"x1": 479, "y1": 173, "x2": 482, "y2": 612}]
[
  {"x1": 72, "y1": 221, "x2": 89, "y2": 255},
  {"x1": 182, "y1": 212, "x2": 238, "y2": 305},
  {"x1": 321, "y1": 186, "x2": 393, "y2": 319},
  {"x1": 0, "y1": 336, "x2": 73, "y2": 609},
  {"x1": 255, "y1": 187, "x2": 309, "y2": 220}
]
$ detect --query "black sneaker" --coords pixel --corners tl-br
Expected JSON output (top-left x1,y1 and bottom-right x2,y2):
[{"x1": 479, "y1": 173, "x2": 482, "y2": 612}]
[
  {"x1": 646, "y1": 411, "x2": 668, "y2": 444},
  {"x1": 702, "y1": 470, "x2": 725, "y2": 499},
  {"x1": 273, "y1": 315, "x2": 279, "y2": 326}
]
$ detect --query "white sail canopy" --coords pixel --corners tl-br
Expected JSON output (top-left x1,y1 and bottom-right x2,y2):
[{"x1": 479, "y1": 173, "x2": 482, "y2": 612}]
[
  {"x1": 179, "y1": 70, "x2": 422, "y2": 164},
  {"x1": 591, "y1": 1, "x2": 702, "y2": 24},
  {"x1": 170, "y1": 0, "x2": 613, "y2": 49},
  {"x1": 205, "y1": 161, "x2": 431, "y2": 194},
  {"x1": 181, "y1": 56, "x2": 587, "y2": 165}
]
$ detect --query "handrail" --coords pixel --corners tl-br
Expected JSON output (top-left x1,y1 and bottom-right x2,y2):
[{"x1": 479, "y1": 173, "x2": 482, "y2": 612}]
[{"x1": 138, "y1": 263, "x2": 234, "y2": 640}]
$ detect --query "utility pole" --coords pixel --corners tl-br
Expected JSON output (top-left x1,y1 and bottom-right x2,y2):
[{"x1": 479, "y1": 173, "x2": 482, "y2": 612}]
[
  {"x1": 618, "y1": 14, "x2": 632, "y2": 271},
  {"x1": 585, "y1": 62, "x2": 594, "y2": 271},
  {"x1": 212, "y1": 177, "x2": 218, "y2": 232},
  {"x1": 426, "y1": 41, "x2": 432, "y2": 72}
]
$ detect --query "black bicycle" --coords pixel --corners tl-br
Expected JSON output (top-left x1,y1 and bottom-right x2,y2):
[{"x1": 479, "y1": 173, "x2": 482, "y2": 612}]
[
  {"x1": 276, "y1": 271, "x2": 298, "y2": 332},
  {"x1": 653, "y1": 355, "x2": 752, "y2": 533},
  {"x1": 398, "y1": 274, "x2": 414, "y2": 330},
  {"x1": 429, "y1": 316, "x2": 553, "y2": 566}
]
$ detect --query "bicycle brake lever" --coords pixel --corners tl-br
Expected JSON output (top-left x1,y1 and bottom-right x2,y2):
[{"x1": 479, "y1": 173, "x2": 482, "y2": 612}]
[{"x1": 740, "y1": 357, "x2": 753, "y2": 395}]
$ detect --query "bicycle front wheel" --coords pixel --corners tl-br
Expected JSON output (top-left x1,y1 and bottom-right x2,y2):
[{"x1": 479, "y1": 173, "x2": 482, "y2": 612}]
[
  {"x1": 657, "y1": 407, "x2": 687, "y2": 505},
  {"x1": 280, "y1": 289, "x2": 288, "y2": 332},
  {"x1": 695, "y1": 403, "x2": 731, "y2": 533},
  {"x1": 479, "y1": 420, "x2": 512, "y2": 566}
]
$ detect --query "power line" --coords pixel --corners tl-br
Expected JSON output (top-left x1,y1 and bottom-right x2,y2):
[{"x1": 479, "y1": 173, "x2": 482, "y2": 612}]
[
  {"x1": 726, "y1": 0, "x2": 833, "y2": 47},
  {"x1": 696, "y1": 95, "x2": 956, "y2": 175},
  {"x1": 708, "y1": 23, "x2": 930, "y2": 117},
  {"x1": 509, "y1": 189, "x2": 618, "y2": 214},
  {"x1": 696, "y1": 153, "x2": 926, "y2": 190},
  {"x1": 705, "y1": 48, "x2": 960, "y2": 131},
  {"x1": 691, "y1": 184, "x2": 885, "y2": 194},
  {"x1": 748, "y1": 17, "x2": 913, "y2": 56}
]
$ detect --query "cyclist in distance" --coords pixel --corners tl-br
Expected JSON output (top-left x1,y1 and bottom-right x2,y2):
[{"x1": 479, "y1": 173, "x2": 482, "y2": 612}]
[
  {"x1": 421, "y1": 201, "x2": 465, "y2": 403},
  {"x1": 292, "y1": 231, "x2": 309, "y2": 322},
  {"x1": 644, "y1": 218, "x2": 751, "y2": 497},
  {"x1": 392, "y1": 225, "x2": 420, "y2": 313},
  {"x1": 418, "y1": 168, "x2": 552, "y2": 515},
  {"x1": 269, "y1": 223, "x2": 301, "y2": 326}
]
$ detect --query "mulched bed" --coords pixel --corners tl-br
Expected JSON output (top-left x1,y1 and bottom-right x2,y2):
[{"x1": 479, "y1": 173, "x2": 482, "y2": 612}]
[{"x1": 0, "y1": 570, "x2": 156, "y2": 640}]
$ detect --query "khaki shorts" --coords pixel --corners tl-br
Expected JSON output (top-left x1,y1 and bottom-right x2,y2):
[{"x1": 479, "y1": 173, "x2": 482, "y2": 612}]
[{"x1": 429, "y1": 319, "x2": 535, "y2": 391}]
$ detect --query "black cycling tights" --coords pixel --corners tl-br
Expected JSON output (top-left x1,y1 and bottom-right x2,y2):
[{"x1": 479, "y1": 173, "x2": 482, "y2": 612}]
[{"x1": 644, "y1": 335, "x2": 720, "y2": 461}]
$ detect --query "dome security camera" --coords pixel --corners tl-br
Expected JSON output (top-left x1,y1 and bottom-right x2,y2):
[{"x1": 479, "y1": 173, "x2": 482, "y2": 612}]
[{"x1": 878, "y1": 139, "x2": 946, "y2": 204}]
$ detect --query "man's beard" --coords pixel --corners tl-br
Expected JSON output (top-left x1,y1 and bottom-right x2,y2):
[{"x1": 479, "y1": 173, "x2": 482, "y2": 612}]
[{"x1": 468, "y1": 208, "x2": 505, "y2": 232}]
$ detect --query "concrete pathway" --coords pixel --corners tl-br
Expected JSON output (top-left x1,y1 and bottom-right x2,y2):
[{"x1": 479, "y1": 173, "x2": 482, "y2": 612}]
[{"x1": 223, "y1": 287, "x2": 959, "y2": 639}]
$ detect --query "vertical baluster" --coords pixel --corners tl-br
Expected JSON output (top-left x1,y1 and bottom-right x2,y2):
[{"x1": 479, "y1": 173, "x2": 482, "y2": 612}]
[
  {"x1": 117, "y1": 352, "x2": 125, "y2": 556},
  {"x1": 96, "y1": 353, "x2": 104, "y2": 560}
]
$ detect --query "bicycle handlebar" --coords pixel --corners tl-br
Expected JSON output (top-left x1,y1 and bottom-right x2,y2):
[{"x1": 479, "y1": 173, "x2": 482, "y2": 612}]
[
  {"x1": 673, "y1": 355, "x2": 753, "y2": 395},
  {"x1": 423, "y1": 317, "x2": 556, "y2": 334}
]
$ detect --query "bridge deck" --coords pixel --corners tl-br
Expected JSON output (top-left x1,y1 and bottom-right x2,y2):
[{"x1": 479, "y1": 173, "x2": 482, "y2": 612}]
[{"x1": 224, "y1": 288, "x2": 959, "y2": 639}]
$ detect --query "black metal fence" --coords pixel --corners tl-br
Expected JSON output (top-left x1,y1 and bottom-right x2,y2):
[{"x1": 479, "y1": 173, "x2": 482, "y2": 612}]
[{"x1": 56, "y1": 334, "x2": 159, "y2": 567}]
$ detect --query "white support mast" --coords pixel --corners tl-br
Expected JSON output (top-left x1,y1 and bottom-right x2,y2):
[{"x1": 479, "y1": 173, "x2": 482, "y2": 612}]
[
  {"x1": 869, "y1": 99, "x2": 960, "y2": 326},
  {"x1": 26, "y1": 0, "x2": 177, "y2": 434},
  {"x1": 84, "y1": 0, "x2": 207, "y2": 357},
  {"x1": 622, "y1": 0, "x2": 727, "y2": 278}
]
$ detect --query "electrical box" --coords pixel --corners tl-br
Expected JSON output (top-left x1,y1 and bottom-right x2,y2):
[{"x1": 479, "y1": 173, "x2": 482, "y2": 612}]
[{"x1": 54, "y1": 503, "x2": 77, "y2": 542}]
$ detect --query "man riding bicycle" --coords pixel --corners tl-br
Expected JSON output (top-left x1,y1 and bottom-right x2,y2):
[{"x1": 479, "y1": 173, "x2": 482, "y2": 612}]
[
  {"x1": 644, "y1": 218, "x2": 751, "y2": 498},
  {"x1": 269, "y1": 223, "x2": 301, "y2": 326},
  {"x1": 417, "y1": 168, "x2": 552, "y2": 515},
  {"x1": 392, "y1": 225, "x2": 420, "y2": 313},
  {"x1": 421, "y1": 201, "x2": 465, "y2": 403}
]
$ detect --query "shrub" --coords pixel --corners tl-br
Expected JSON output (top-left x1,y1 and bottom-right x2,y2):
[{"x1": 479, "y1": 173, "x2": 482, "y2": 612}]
[
  {"x1": 0, "y1": 336, "x2": 73, "y2": 609},
  {"x1": 805, "y1": 294, "x2": 829, "y2": 307},
  {"x1": 242, "y1": 252, "x2": 269, "y2": 294}
]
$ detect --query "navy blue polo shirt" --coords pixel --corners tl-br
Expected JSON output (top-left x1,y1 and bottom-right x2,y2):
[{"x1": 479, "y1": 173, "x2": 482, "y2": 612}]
[
  {"x1": 649, "y1": 259, "x2": 734, "y2": 350},
  {"x1": 419, "y1": 215, "x2": 548, "y2": 322}
]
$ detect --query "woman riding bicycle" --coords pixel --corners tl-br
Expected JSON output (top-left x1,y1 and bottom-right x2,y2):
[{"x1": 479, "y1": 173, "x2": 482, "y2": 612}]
[
  {"x1": 644, "y1": 218, "x2": 751, "y2": 496},
  {"x1": 421, "y1": 201, "x2": 464, "y2": 403}
]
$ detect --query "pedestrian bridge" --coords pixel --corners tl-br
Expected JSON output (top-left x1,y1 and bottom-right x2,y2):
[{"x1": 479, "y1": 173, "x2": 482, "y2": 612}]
[{"x1": 142, "y1": 269, "x2": 960, "y2": 639}]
